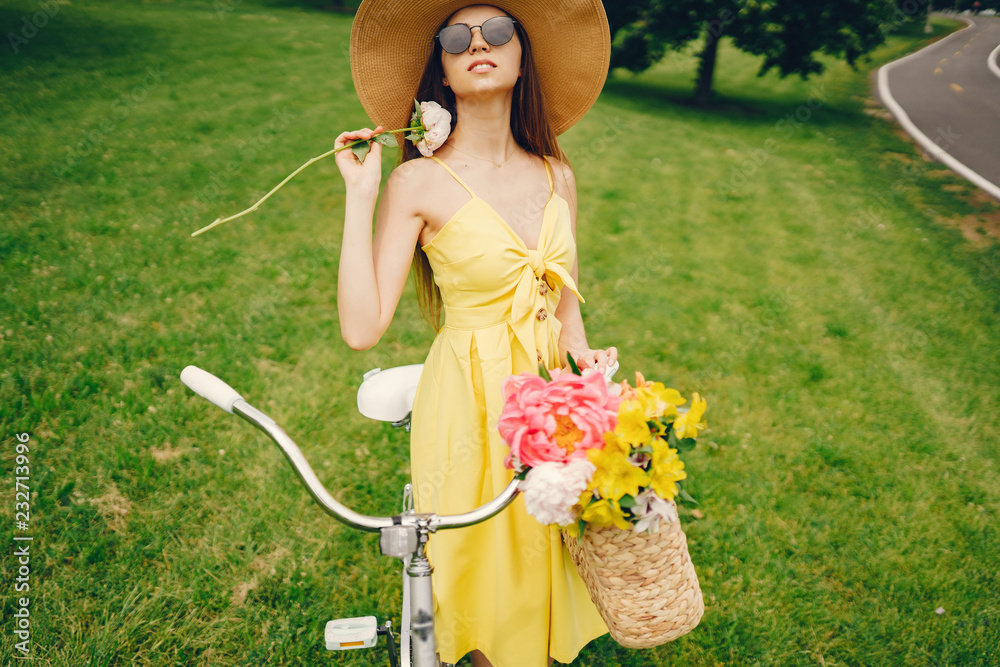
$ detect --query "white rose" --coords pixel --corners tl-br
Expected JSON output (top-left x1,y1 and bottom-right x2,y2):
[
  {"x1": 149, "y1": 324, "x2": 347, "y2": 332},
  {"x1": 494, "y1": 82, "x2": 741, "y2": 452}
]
[
  {"x1": 519, "y1": 460, "x2": 595, "y2": 527},
  {"x1": 416, "y1": 101, "x2": 452, "y2": 157}
]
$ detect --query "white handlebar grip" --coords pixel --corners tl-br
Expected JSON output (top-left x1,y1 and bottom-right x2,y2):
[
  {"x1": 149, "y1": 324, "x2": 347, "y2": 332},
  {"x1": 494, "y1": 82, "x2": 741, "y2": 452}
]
[{"x1": 180, "y1": 365, "x2": 244, "y2": 414}]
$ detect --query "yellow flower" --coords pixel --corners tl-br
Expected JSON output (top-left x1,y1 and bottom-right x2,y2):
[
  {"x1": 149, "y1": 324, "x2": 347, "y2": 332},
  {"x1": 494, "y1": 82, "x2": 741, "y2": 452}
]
[
  {"x1": 672, "y1": 392, "x2": 707, "y2": 440},
  {"x1": 580, "y1": 498, "x2": 632, "y2": 530},
  {"x1": 587, "y1": 446, "x2": 649, "y2": 501},
  {"x1": 648, "y1": 440, "x2": 687, "y2": 500},
  {"x1": 614, "y1": 401, "x2": 651, "y2": 446},
  {"x1": 637, "y1": 383, "x2": 685, "y2": 421},
  {"x1": 622, "y1": 372, "x2": 686, "y2": 420},
  {"x1": 631, "y1": 390, "x2": 660, "y2": 421},
  {"x1": 564, "y1": 491, "x2": 593, "y2": 537},
  {"x1": 602, "y1": 431, "x2": 631, "y2": 455}
]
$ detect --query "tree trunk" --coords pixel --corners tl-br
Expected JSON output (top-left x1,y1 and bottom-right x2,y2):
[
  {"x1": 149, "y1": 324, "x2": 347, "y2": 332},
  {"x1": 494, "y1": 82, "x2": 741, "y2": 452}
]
[{"x1": 694, "y1": 28, "x2": 720, "y2": 106}]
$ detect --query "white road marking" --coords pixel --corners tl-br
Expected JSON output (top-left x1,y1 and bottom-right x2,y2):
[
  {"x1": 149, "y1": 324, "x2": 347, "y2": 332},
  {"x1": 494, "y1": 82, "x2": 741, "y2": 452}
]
[
  {"x1": 989, "y1": 43, "x2": 1000, "y2": 81},
  {"x1": 877, "y1": 16, "x2": 1000, "y2": 201}
]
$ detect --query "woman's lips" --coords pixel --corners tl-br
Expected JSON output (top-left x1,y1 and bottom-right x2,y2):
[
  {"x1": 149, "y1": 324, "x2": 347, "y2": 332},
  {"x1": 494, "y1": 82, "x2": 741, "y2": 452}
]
[{"x1": 468, "y1": 59, "x2": 497, "y2": 71}]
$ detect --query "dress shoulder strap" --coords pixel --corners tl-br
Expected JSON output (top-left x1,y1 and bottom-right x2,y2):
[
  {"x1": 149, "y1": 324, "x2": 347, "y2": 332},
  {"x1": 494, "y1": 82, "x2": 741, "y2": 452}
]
[
  {"x1": 542, "y1": 156, "x2": 554, "y2": 197},
  {"x1": 428, "y1": 156, "x2": 476, "y2": 197}
]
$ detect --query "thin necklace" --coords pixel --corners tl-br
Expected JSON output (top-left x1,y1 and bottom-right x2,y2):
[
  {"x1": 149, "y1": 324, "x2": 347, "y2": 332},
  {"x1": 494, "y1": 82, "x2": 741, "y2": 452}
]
[{"x1": 446, "y1": 142, "x2": 519, "y2": 168}]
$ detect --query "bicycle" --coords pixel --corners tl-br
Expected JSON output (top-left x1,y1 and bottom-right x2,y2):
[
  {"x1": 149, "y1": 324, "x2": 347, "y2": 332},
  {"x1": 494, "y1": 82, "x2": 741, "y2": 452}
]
[
  {"x1": 180, "y1": 360, "x2": 617, "y2": 666},
  {"x1": 180, "y1": 364, "x2": 518, "y2": 666}
]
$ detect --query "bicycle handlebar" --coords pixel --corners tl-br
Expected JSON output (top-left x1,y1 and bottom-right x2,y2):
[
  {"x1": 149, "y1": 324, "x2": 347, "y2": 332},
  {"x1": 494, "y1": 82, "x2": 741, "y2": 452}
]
[
  {"x1": 181, "y1": 365, "x2": 244, "y2": 413},
  {"x1": 181, "y1": 366, "x2": 520, "y2": 534},
  {"x1": 429, "y1": 477, "x2": 520, "y2": 531}
]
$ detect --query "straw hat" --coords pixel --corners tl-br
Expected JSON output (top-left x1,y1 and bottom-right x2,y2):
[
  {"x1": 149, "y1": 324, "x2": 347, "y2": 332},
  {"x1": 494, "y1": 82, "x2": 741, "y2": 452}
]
[{"x1": 349, "y1": 0, "x2": 610, "y2": 137}]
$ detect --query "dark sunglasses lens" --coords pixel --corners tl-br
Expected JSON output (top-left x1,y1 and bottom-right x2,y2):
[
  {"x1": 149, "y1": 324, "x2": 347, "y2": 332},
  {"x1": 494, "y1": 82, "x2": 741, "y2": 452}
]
[
  {"x1": 438, "y1": 24, "x2": 471, "y2": 54},
  {"x1": 438, "y1": 18, "x2": 514, "y2": 53},
  {"x1": 482, "y1": 17, "x2": 514, "y2": 46}
]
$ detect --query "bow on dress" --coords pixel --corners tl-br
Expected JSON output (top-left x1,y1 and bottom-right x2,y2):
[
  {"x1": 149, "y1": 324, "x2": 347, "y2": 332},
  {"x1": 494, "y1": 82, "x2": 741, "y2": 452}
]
[{"x1": 508, "y1": 247, "x2": 584, "y2": 367}]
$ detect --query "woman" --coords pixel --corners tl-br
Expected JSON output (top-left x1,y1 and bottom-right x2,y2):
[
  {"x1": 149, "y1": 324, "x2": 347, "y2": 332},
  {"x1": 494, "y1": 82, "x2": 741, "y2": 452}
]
[{"x1": 335, "y1": 2, "x2": 615, "y2": 665}]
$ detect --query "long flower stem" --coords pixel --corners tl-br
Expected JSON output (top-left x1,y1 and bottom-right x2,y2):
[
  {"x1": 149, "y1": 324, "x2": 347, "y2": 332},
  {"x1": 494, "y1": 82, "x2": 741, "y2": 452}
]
[{"x1": 190, "y1": 125, "x2": 421, "y2": 237}]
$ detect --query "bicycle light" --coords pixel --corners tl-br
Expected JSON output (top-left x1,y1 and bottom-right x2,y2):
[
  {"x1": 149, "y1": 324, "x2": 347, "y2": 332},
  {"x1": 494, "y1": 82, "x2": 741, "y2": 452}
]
[{"x1": 380, "y1": 525, "x2": 419, "y2": 559}]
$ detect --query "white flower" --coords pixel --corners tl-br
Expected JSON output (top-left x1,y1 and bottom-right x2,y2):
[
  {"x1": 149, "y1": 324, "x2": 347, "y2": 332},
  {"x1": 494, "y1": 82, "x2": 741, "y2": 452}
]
[
  {"x1": 519, "y1": 460, "x2": 595, "y2": 526},
  {"x1": 415, "y1": 101, "x2": 452, "y2": 157},
  {"x1": 632, "y1": 488, "x2": 679, "y2": 533}
]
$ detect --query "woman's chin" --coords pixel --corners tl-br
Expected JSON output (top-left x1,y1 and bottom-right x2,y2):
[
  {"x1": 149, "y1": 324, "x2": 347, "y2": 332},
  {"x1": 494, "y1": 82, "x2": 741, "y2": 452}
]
[{"x1": 453, "y1": 81, "x2": 517, "y2": 104}]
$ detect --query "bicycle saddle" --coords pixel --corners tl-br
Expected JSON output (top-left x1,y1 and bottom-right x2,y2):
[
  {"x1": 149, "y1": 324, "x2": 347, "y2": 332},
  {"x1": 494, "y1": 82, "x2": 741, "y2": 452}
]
[{"x1": 357, "y1": 364, "x2": 424, "y2": 423}]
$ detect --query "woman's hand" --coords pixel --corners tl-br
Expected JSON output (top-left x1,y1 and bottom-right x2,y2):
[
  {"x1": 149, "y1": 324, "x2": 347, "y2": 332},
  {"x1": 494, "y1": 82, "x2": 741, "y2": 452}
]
[
  {"x1": 334, "y1": 126, "x2": 384, "y2": 193},
  {"x1": 570, "y1": 347, "x2": 618, "y2": 375}
]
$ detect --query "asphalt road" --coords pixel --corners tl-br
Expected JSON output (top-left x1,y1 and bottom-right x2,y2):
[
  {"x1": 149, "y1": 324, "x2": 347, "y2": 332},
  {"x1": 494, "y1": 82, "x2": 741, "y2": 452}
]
[{"x1": 879, "y1": 15, "x2": 1000, "y2": 197}]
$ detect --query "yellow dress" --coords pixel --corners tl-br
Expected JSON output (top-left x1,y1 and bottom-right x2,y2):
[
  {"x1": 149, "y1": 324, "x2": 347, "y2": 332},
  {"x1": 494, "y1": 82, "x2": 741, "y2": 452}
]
[{"x1": 409, "y1": 155, "x2": 609, "y2": 666}]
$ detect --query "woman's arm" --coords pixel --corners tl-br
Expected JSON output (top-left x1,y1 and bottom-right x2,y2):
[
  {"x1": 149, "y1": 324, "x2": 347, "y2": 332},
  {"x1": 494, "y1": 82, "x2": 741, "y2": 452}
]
[
  {"x1": 335, "y1": 128, "x2": 425, "y2": 350},
  {"x1": 552, "y1": 159, "x2": 618, "y2": 373}
]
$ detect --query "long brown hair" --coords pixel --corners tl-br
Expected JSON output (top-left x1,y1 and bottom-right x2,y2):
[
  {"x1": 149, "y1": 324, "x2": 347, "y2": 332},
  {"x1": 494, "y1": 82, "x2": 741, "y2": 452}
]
[{"x1": 399, "y1": 9, "x2": 569, "y2": 329}]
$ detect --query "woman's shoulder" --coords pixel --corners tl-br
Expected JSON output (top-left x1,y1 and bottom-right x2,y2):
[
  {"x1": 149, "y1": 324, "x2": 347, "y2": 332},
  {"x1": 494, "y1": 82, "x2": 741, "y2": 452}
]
[
  {"x1": 383, "y1": 157, "x2": 458, "y2": 228},
  {"x1": 387, "y1": 155, "x2": 433, "y2": 184},
  {"x1": 541, "y1": 154, "x2": 576, "y2": 200},
  {"x1": 541, "y1": 153, "x2": 567, "y2": 170},
  {"x1": 385, "y1": 156, "x2": 447, "y2": 196}
]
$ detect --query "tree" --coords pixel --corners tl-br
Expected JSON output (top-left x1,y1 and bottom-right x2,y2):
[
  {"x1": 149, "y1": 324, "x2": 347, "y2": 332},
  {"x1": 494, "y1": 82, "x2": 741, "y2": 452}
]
[{"x1": 608, "y1": 0, "x2": 899, "y2": 105}]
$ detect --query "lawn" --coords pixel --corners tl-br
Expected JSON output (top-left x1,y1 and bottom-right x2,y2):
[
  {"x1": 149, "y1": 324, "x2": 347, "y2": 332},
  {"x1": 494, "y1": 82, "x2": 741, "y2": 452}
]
[{"x1": 1, "y1": 1, "x2": 998, "y2": 665}]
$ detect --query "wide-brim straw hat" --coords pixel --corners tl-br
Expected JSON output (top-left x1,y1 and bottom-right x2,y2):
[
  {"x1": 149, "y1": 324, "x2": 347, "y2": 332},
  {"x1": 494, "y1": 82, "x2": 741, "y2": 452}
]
[{"x1": 349, "y1": 0, "x2": 610, "y2": 138}]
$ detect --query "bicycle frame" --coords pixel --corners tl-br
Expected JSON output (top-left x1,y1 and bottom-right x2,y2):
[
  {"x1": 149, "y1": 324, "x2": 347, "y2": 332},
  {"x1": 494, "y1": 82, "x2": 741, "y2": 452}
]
[{"x1": 180, "y1": 366, "x2": 520, "y2": 667}]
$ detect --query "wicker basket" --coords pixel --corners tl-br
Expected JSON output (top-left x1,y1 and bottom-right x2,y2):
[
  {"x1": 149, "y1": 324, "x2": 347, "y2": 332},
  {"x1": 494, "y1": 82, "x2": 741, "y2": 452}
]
[{"x1": 563, "y1": 503, "x2": 704, "y2": 648}]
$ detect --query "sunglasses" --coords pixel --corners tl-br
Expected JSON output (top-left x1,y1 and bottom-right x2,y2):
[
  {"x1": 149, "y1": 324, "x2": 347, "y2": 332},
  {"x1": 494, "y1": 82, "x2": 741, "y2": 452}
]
[{"x1": 436, "y1": 16, "x2": 517, "y2": 55}]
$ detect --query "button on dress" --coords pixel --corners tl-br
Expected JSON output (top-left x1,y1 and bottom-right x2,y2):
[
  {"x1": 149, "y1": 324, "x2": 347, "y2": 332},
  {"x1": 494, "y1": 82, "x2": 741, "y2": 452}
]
[{"x1": 409, "y1": 155, "x2": 608, "y2": 666}]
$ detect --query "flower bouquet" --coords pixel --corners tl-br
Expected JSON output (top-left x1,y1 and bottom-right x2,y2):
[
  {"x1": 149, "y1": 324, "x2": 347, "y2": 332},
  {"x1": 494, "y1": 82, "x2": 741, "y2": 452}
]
[{"x1": 498, "y1": 358, "x2": 707, "y2": 648}]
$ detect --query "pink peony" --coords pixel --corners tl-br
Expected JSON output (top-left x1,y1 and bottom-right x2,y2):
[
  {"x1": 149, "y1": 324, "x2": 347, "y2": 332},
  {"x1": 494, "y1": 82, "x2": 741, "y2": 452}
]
[
  {"x1": 415, "y1": 101, "x2": 452, "y2": 157},
  {"x1": 499, "y1": 370, "x2": 621, "y2": 470}
]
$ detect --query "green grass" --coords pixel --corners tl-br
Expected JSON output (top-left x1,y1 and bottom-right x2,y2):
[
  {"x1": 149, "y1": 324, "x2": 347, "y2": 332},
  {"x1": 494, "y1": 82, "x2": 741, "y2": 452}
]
[{"x1": 1, "y1": 2, "x2": 998, "y2": 664}]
